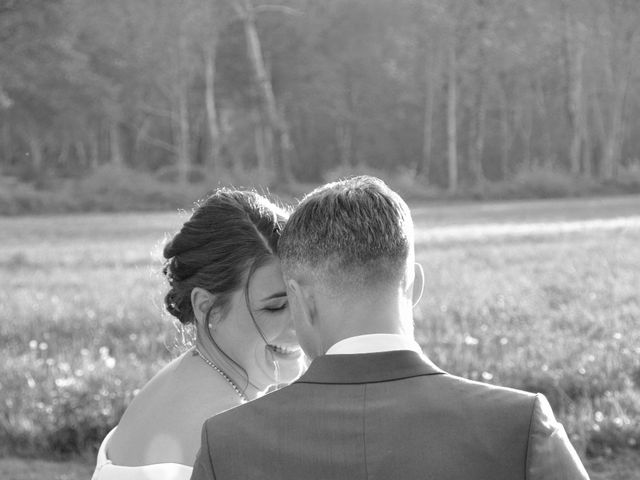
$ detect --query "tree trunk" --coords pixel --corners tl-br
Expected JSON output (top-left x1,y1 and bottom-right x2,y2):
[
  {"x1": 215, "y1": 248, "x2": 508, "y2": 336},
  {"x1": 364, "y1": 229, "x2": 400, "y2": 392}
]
[
  {"x1": 75, "y1": 141, "x2": 88, "y2": 172},
  {"x1": 469, "y1": 0, "x2": 487, "y2": 186},
  {"x1": 563, "y1": 3, "x2": 587, "y2": 176},
  {"x1": 27, "y1": 125, "x2": 43, "y2": 176},
  {"x1": 598, "y1": 3, "x2": 636, "y2": 180},
  {"x1": 242, "y1": 6, "x2": 292, "y2": 184},
  {"x1": 601, "y1": 50, "x2": 633, "y2": 180},
  {"x1": 521, "y1": 107, "x2": 533, "y2": 172},
  {"x1": 132, "y1": 117, "x2": 151, "y2": 167},
  {"x1": 1, "y1": 121, "x2": 11, "y2": 165},
  {"x1": 417, "y1": 48, "x2": 437, "y2": 180},
  {"x1": 175, "y1": 85, "x2": 190, "y2": 185},
  {"x1": 57, "y1": 138, "x2": 70, "y2": 167},
  {"x1": 204, "y1": 42, "x2": 223, "y2": 172},
  {"x1": 498, "y1": 77, "x2": 511, "y2": 180},
  {"x1": 601, "y1": 90, "x2": 625, "y2": 180},
  {"x1": 469, "y1": 78, "x2": 487, "y2": 185},
  {"x1": 109, "y1": 122, "x2": 124, "y2": 168},
  {"x1": 581, "y1": 133, "x2": 592, "y2": 178},
  {"x1": 88, "y1": 129, "x2": 99, "y2": 170},
  {"x1": 254, "y1": 108, "x2": 272, "y2": 179},
  {"x1": 446, "y1": 40, "x2": 458, "y2": 193},
  {"x1": 514, "y1": 80, "x2": 534, "y2": 172}
]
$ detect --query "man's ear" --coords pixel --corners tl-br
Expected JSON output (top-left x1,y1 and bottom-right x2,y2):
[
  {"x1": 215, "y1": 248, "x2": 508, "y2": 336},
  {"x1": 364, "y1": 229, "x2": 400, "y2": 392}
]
[
  {"x1": 191, "y1": 287, "x2": 215, "y2": 324},
  {"x1": 412, "y1": 263, "x2": 425, "y2": 307},
  {"x1": 287, "y1": 278, "x2": 315, "y2": 328}
]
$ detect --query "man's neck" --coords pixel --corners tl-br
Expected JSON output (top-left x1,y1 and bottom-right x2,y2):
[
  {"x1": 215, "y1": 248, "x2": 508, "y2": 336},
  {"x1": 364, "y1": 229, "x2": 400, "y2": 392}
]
[{"x1": 319, "y1": 296, "x2": 414, "y2": 355}]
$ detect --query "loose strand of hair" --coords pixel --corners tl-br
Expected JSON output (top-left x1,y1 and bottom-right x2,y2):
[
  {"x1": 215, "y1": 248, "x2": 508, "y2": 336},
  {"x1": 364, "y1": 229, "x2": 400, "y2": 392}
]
[{"x1": 204, "y1": 305, "x2": 252, "y2": 395}]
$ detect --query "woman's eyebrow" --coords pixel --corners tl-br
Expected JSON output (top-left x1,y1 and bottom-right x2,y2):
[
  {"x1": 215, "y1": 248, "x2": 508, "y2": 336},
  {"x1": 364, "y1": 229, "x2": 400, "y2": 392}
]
[{"x1": 260, "y1": 291, "x2": 287, "y2": 302}]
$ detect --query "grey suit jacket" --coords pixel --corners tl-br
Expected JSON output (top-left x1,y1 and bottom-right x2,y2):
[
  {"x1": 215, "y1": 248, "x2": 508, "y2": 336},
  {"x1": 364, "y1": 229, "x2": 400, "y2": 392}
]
[{"x1": 191, "y1": 351, "x2": 589, "y2": 480}]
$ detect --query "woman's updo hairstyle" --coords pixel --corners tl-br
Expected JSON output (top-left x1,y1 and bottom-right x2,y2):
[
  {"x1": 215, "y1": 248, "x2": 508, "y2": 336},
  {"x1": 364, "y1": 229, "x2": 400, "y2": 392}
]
[{"x1": 162, "y1": 189, "x2": 287, "y2": 325}]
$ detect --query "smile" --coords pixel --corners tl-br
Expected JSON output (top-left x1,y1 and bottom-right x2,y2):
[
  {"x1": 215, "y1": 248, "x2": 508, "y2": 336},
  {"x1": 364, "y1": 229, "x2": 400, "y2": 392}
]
[{"x1": 266, "y1": 344, "x2": 302, "y2": 356}]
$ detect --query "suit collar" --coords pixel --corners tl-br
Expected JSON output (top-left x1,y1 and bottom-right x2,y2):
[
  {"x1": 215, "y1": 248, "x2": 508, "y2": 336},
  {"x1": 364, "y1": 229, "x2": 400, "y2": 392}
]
[{"x1": 296, "y1": 350, "x2": 446, "y2": 385}]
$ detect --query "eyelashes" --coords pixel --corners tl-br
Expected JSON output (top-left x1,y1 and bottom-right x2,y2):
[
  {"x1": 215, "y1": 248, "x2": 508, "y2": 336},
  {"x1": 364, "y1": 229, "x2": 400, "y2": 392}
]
[{"x1": 263, "y1": 302, "x2": 288, "y2": 312}]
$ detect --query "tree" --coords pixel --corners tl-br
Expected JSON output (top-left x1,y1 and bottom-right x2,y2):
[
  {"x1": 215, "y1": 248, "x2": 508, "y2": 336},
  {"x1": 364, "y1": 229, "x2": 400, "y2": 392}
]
[{"x1": 223, "y1": 0, "x2": 301, "y2": 185}]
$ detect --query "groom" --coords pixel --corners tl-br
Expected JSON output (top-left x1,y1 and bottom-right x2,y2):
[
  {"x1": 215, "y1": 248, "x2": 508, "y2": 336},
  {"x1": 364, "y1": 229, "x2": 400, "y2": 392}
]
[{"x1": 191, "y1": 176, "x2": 589, "y2": 479}]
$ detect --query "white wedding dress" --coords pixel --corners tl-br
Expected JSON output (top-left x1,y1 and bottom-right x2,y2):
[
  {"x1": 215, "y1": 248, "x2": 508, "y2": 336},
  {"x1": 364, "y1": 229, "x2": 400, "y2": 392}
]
[{"x1": 92, "y1": 428, "x2": 193, "y2": 480}]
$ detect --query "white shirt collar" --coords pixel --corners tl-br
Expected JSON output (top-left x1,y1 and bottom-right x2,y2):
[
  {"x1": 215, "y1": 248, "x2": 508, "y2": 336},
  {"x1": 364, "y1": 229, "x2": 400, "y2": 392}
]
[{"x1": 325, "y1": 333, "x2": 423, "y2": 355}]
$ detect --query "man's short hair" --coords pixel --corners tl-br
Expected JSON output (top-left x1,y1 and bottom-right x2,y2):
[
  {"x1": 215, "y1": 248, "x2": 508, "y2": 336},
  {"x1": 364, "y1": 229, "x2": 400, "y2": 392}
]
[{"x1": 278, "y1": 176, "x2": 413, "y2": 292}]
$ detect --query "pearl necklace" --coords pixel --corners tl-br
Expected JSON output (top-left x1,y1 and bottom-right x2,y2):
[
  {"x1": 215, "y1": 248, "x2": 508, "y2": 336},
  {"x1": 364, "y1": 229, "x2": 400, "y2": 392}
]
[{"x1": 193, "y1": 347, "x2": 248, "y2": 402}]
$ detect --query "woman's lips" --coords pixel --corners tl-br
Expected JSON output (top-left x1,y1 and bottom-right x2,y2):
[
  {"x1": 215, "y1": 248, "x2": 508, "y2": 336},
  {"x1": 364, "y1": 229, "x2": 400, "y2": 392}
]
[{"x1": 266, "y1": 344, "x2": 302, "y2": 357}]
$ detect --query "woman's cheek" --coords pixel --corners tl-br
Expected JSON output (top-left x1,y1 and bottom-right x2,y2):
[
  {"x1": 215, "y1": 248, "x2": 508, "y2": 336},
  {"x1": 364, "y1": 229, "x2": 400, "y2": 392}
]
[{"x1": 261, "y1": 312, "x2": 289, "y2": 340}]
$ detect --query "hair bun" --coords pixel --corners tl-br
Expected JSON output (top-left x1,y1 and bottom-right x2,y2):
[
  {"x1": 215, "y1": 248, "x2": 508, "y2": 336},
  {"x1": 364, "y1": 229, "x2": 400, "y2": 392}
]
[
  {"x1": 160, "y1": 189, "x2": 288, "y2": 325},
  {"x1": 163, "y1": 238, "x2": 177, "y2": 260},
  {"x1": 164, "y1": 288, "x2": 183, "y2": 320}
]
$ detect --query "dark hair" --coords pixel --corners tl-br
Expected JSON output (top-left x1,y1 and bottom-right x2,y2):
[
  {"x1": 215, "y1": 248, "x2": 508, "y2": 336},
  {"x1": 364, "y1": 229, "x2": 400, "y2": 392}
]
[
  {"x1": 278, "y1": 176, "x2": 412, "y2": 290},
  {"x1": 163, "y1": 188, "x2": 287, "y2": 325}
]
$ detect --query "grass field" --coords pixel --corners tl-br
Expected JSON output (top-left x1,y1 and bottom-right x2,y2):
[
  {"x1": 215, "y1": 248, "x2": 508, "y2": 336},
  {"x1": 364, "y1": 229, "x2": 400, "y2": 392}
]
[{"x1": 1, "y1": 195, "x2": 639, "y2": 478}]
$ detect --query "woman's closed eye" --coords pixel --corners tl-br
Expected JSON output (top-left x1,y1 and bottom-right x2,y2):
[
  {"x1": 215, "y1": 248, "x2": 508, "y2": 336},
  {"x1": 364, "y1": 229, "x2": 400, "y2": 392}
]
[{"x1": 263, "y1": 301, "x2": 288, "y2": 312}]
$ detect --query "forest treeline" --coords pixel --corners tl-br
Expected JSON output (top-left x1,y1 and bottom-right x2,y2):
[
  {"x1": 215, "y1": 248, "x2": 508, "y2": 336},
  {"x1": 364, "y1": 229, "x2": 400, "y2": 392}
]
[{"x1": 1, "y1": 0, "x2": 640, "y2": 206}]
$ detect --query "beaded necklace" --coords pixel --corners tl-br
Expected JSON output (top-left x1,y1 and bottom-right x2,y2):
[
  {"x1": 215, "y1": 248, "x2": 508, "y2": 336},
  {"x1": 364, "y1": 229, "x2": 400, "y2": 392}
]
[{"x1": 193, "y1": 347, "x2": 248, "y2": 402}]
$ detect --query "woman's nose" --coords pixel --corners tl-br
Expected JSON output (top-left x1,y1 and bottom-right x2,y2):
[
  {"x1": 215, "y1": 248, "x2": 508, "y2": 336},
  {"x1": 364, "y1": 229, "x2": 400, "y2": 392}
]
[{"x1": 277, "y1": 313, "x2": 298, "y2": 343}]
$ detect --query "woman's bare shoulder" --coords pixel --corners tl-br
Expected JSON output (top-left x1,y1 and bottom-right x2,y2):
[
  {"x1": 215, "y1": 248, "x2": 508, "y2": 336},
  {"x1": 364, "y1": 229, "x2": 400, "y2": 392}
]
[{"x1": 106, "y1": 351, "x2": 241, "y2": 467}]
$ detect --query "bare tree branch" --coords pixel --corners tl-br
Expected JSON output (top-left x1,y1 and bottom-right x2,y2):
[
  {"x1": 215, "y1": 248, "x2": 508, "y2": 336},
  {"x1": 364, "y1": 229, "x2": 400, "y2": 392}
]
[
  {"x1": 253, "y1": 5, "x2": 303, "y2": 16},
  {"x1": 221, "y1": 0, "x2": 247, "y2": 19},
  {"x1": 138, "y1": 103, "x2": 175, "y2": 122},
  {"x1": 140, "y1": 134, "x2": 178, "y2": 154}
]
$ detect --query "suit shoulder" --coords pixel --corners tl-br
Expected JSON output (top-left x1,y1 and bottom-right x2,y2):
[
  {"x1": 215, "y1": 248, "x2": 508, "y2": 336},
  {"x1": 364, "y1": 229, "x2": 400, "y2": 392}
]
[
  {"x1": 204, "y1": 383, "x2": 298, "y2": 427},
  {"x1": 434, "y1": 372, "x2": 538, "y2": 408}
]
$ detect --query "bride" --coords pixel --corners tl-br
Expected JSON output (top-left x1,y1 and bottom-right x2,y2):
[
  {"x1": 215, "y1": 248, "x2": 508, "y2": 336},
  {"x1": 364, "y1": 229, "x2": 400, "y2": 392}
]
[{"x1": 92, "y1": 189, "x2": 306, "y2": 479}]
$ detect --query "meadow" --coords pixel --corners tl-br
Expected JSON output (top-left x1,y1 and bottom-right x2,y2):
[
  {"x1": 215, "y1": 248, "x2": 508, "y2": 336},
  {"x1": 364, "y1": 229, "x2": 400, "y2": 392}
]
[{"x1": 1, "y1": 195, "x2": 639, "y2": 478}]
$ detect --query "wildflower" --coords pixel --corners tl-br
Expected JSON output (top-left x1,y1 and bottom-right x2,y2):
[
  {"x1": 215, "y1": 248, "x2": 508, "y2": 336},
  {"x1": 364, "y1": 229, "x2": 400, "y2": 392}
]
[
  {"x1": 55, "y1": 377, "x2": 76, "y2": 388},
  {"x1": 464, "y1": 335, "x2": 479, "y2": 346}
]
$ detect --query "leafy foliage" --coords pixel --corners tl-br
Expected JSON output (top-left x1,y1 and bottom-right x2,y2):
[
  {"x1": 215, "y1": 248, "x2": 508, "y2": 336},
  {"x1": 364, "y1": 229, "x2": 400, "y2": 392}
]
[{"x1": 1, "y1": 0, "x2": 640, "y2": 193}]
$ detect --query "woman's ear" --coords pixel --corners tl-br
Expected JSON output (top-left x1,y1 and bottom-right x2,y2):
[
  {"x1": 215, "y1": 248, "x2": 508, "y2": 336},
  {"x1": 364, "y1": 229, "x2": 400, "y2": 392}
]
[
  {"x1": 191, "y1": 287, "x2": 215, "y2": 325},
  {"x1": 412, "y1": 263, "x2": 425, "y2": 307}
]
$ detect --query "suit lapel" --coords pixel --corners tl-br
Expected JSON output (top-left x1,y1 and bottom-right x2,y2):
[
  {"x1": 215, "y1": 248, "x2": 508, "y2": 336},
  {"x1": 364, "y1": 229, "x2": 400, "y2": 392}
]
[{"x1": 296, "y1": 350, "x2": 446, "y2": 385}]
